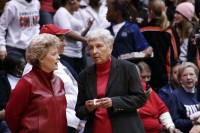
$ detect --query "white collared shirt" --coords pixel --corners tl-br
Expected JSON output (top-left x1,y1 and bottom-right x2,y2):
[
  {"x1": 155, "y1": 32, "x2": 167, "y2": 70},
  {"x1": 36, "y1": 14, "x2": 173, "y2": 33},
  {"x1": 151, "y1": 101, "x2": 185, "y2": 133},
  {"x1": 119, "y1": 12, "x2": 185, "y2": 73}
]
[
  {"x1": 112, "y1": 22, "x2": 125, "y2": 38},
  {"x1": 7, "y1": 74, "x2": 20, "y2": 90}
]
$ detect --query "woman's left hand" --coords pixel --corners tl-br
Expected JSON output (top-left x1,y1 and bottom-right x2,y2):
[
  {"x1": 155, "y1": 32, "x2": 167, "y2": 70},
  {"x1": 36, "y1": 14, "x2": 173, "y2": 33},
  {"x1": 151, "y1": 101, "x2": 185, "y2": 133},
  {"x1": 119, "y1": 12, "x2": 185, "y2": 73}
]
[{"x1": 97, "y1": 97, "x2": 112, "y2": 108}]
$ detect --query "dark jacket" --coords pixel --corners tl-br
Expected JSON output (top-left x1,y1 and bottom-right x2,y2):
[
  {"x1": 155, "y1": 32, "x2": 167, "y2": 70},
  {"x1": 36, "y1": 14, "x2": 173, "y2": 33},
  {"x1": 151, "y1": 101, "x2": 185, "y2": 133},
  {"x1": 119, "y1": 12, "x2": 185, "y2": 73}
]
[
  {"x1": 0, "y1": 71, "x2": 11, "y2": 111},
  {"x1": 75, "y1": 57, "x2": 147, "y2": 133},
  {"x1": 5, "y1": 67, "x2": 67, "y2": 133},
  {"x1": 140, "y1": 22, "x2": 180, "y2": 89}
]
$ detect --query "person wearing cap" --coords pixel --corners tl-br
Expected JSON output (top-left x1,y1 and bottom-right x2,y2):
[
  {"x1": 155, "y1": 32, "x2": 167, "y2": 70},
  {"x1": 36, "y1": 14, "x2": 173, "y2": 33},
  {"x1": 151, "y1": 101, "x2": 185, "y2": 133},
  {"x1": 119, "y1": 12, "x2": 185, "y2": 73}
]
[
  {"x1": 172, "y1": 2, "x2": 195, "y2": 63},
  {"x1": 23, "y1": 24, "x2": 84, "y2": 133}
]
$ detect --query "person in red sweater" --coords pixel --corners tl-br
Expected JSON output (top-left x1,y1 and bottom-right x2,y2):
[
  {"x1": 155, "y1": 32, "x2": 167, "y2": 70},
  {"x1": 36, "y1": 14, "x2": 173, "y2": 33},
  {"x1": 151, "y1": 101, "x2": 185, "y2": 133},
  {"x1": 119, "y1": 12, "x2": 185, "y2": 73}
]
[{"x1": 137, "y1": 61, "x2": 182, "y2": 133}]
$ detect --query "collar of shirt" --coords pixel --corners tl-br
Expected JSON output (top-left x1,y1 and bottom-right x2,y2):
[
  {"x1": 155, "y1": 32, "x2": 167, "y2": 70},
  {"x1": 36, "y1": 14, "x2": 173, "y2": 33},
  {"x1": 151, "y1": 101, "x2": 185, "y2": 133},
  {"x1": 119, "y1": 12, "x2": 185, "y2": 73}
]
[{"x1": 112, "y1": 22, "x2": 125, "y2": 38}]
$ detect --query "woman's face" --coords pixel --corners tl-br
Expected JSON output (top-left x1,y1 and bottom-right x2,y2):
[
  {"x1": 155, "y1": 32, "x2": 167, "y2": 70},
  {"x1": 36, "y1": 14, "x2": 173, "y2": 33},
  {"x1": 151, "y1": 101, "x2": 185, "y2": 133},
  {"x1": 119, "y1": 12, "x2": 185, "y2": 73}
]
[
  {"x1": 174, "y1": 12, "x2": 185, "y2": 24},
  {"x1": 180, "y1": 67, "x2": 197, "y2": 89},
  {"x1": 39, "y1": 45, "x2": 60, "y2": 73},
  {"x1": 71, "y1": 0, "x2": 80, "y2": 12},
  {"x1": 140, "y1": 70, "x2": 151, "y2": 82},
  {"x1": 88, "y1": 39, "x2": 112, "y2": 64}
]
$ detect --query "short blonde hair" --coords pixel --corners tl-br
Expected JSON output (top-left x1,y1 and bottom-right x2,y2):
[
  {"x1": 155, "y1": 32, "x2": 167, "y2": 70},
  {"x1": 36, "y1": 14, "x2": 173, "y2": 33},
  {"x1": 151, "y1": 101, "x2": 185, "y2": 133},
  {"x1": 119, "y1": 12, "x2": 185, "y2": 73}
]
[
  {"x1": 177, "y1": 62, "x2": 199, "y2": 81},
  {"x1": 26, "y1": 33, "x2": 61, "y2": 67}
]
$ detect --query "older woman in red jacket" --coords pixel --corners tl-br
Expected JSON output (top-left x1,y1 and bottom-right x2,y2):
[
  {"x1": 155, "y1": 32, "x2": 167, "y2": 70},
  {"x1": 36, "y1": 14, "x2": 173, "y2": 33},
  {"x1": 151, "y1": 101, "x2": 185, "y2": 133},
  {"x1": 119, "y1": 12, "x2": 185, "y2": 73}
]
[{"x1": 5, "y1": 33, "x2": 67, "y2": 133}]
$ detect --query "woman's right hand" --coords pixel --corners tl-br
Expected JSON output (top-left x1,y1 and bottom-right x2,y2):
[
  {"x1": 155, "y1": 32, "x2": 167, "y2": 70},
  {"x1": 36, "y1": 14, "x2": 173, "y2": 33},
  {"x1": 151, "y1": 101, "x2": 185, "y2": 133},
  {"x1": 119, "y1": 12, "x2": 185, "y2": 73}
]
[{"x1": 85, "y1": 99, "x2": 98, "y2": 112}]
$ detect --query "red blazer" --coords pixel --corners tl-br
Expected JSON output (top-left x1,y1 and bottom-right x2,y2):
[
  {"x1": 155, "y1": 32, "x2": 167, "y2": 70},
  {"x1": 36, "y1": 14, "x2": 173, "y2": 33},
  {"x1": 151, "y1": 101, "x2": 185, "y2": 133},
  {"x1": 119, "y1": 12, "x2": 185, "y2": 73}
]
[{"x1": 5, "y1": 67, "x2": 67, "y2": 133}]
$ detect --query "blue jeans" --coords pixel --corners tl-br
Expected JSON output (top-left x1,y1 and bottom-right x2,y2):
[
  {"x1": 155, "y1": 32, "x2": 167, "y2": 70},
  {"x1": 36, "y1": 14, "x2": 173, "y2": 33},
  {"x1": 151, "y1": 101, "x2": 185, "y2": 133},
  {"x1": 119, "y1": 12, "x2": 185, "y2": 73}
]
[
  {"x1": 0, "y1": 121, "x2": 12, "y2": 133},
  {"x1": 39, "y1": 10, "x2": 54, "y2": 27}
]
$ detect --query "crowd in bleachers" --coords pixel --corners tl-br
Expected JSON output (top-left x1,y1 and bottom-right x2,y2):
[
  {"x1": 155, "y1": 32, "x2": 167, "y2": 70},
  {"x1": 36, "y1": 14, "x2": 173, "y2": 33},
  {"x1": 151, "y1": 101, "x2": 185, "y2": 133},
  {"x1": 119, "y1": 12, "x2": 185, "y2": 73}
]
[{"x1": 0, "y1": 0, "x2": 200, "y2": 133}]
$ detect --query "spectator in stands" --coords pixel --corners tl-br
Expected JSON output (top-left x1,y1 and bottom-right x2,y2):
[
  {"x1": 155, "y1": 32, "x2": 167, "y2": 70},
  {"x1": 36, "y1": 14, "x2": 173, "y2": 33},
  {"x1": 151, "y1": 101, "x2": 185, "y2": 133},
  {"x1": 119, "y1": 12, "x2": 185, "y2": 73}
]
[
  {"x1": 74, "y1": 0, "x2": 110, "y2": 32},
  {"x1": 165, "y1": 0, "x2": 177, "y2": 22},
  {"x1": 0, "y1": 52, "x2": 26, "y2": 133},
  {"x1": 167, "y1": 62, "x2": 200, "y2": 133},
  {"x1": 54, "y1": 0, "x2": 93, "y2": 74},
  {"x1": 158, "y1": 61, "x2": 181, "y2": 106},
  {"x1": 5, "y1": 34, "x2": 67, "y2": 133},
  {"x1": 39, "y1": 0, "x2": 57, "y2": 27},
  {"x1": 172, "y1": 2, "x2": 195, "y2": 62},
  {"x1": 74, "y1": 0, "x2": 110, "y2": 67},
  {"x1": 123, "y1": 0, "x2": 149, "y2": 27},
  {"x1": 0, "y1": 0, "x2": 40, "y2": 59},
  {"x1": 140, "y1": 0, "x2": 180, "y2": 90},
  {"x1": 137, "y1": 61, "x2": 182, "y2": 133},
  {"x1": 106, "y1": 0, "x2": 152, "y2": 60}
]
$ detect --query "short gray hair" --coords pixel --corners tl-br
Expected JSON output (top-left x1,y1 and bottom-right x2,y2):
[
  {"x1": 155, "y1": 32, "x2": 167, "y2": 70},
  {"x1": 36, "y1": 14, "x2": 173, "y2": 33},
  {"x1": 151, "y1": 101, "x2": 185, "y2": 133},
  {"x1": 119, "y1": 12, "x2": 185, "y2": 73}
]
[
  {"x1": 26, "y1": 33, "x2": 61, "y2": 67},
  {"x1": 86, "y1": 28, "x2": 114, "y2": 47}
]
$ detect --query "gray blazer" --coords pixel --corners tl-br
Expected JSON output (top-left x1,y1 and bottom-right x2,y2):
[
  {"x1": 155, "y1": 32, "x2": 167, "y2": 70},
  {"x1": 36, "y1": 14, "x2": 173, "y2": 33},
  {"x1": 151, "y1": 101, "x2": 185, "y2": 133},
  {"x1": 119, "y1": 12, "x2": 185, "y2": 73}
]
[{"x1": 75, "y1": 57, "x2": 146, "y2": 133}]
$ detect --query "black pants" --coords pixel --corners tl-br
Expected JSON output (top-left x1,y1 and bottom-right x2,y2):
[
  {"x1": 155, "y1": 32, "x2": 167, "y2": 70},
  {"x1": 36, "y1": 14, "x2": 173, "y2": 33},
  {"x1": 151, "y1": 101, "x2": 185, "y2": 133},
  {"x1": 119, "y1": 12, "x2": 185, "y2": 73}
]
[
  {"x1": 67, "y1": 126, "x2": 76, "y2": 133},
  {"x1": 60, "y1": 55, "x2": 86, "y2": 74},
  {"x1": 6, "y1": 46, "x2": 26, "y2": 58}
]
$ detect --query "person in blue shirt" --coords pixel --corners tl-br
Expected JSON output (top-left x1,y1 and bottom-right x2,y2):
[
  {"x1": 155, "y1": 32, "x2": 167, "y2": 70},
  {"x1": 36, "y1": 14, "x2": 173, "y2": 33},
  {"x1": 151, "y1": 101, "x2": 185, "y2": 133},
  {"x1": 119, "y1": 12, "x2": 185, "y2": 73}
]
[
  {"x1": 106, "y1": 0, "x2": 152, "y2": 60},
  {"x1": 158, "y1": 61, "x2": 181, "y2": 106},
  {"x1": 167, "y1": 62, "x2": 200, "y2": 133}
]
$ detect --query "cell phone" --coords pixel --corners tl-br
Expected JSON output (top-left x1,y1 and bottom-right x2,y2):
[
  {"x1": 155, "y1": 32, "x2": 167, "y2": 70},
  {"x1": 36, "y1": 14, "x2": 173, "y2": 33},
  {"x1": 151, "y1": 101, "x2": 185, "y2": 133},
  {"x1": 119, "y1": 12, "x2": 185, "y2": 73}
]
[{"x1": 146, "y1": 81, "x2": 151, "y2": 90}]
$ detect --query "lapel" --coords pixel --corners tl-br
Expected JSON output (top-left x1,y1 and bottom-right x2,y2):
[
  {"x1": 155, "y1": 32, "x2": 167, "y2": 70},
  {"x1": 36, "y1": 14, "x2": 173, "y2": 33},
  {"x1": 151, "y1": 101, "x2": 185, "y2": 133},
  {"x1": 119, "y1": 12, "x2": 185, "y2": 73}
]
[
  {"x1": 105, "y1": 57, "x2": 119, "y2": 95},
  {"x1": 86, "y1": 57, "x2": 119, "y2": 97},
  {"x1": 87, "y1": 65, "x2": 97, "y2": 98}
]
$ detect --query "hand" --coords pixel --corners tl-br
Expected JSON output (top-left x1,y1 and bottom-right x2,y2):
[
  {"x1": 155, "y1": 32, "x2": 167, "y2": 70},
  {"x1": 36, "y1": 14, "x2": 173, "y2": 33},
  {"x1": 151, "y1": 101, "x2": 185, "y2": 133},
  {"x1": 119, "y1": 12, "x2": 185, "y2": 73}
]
[
  {"x1": 190, "y1": 124, "x2": 200, "y2": 133},
  {"x1": 0, "y1": 51, "x2": 7, "y2": 60},
  {"x1": 97, "y1": 97, "x2": 112, "y2": 108},
  {"x1": 87, "y1": 18, "x2": 94, "y2": 28},
  {"x1": 0, "y1": 109, "x2": 5, "y2": 120},
  {"x1": 145, "y1": 88, "x2": 152, "y2": 99},
  {"x1": 141, "y1": 46, "x2": 153, "y2": 57},
  {"x1": 85, "y1": 99, "x2": 98, "y2": 112},
  {"x1": 76, "y1": 123, "x2": 84, "y2": 133},
  {"x1": 169, "y1": 127, "x2": 183, "y2": 133}
]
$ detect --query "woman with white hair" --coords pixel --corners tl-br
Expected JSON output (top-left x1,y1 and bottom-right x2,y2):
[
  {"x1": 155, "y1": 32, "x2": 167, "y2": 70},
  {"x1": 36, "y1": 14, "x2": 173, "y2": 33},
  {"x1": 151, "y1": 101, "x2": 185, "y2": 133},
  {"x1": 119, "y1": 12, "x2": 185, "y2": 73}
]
[
  {"x1": 75, "y1": 28, "x2": 147, "y2": 133},
  {"x1": 5, "y1": 33, "x2": 67, "y2": 133}
]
